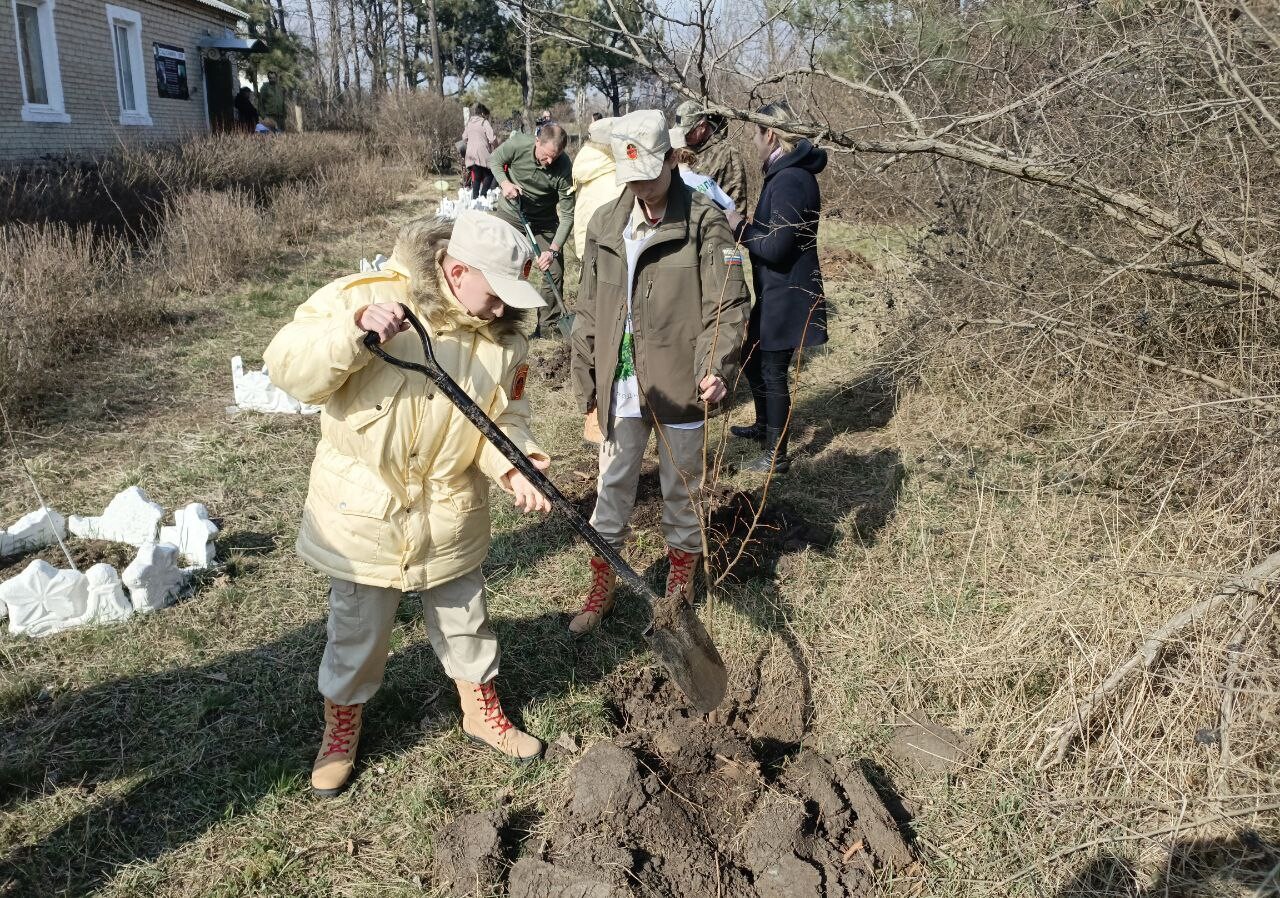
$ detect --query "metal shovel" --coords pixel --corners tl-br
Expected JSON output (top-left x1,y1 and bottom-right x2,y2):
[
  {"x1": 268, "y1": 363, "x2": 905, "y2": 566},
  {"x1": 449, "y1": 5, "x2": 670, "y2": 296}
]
[{"x1": 362, "y1": 306, "x2": 728, "y2": 713}]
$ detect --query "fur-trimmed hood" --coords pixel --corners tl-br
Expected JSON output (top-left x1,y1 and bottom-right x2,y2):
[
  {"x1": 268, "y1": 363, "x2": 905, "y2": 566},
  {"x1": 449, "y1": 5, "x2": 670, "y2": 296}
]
[{"x1": 389, "y1": 215, "x2": 534, "y2": 343}]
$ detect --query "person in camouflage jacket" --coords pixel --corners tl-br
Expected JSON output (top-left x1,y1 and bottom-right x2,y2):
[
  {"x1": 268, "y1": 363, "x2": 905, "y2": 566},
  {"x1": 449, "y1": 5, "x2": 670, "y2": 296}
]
[{"x1": 674, "y1": 100, "x2": 749, "y2": 210}]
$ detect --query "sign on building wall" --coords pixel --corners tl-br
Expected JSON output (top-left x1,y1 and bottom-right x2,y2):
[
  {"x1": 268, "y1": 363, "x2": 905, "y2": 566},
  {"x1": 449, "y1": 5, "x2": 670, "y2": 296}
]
[{"x1": 154, "y1": 43, "x2": 189, "y2": 99}]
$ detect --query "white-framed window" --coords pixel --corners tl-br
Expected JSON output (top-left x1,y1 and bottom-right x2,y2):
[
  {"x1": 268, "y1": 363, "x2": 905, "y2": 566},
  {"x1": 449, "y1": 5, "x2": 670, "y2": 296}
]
[
  {"x1": 11, "y1": 0, "x2": 69, "y2": 123},
  {"x1": 105, "y1": 4, "x2": 151, "y2": 126}
]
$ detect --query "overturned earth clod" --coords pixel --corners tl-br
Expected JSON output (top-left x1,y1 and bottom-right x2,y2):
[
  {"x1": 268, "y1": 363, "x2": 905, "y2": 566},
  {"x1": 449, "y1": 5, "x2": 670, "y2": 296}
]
[{"x1": 493, "y1": 653, "x2": 915, "y2": 898}]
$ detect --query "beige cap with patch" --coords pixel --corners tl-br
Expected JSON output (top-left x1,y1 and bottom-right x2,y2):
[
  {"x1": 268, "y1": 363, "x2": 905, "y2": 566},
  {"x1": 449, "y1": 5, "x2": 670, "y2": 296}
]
[
  {"x1": 446, "y1": 211, "x2": 545, "y2": 309},
  {"x1": 610, "y1": 109, "x2": 671, "y2": 184}
]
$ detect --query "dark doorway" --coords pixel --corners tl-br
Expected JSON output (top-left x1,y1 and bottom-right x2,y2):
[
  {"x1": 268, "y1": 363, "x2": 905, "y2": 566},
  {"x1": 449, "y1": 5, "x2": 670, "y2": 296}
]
[{"x1": 204, "y1": 57, "x2": 234, "y2": 132}]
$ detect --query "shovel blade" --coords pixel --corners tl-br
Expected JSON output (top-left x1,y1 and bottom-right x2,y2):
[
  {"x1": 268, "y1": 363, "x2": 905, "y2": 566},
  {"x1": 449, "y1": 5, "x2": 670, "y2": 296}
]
[{"x1": 644, "y1": 603, "x2": 728, "y2": 713}]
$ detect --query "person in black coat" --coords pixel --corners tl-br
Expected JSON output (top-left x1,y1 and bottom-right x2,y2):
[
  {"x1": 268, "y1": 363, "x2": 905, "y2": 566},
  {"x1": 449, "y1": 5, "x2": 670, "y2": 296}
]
[
  {"x1": 726, "y1": 102, "x2": 828, "y2": 473},
  {"x1": 234, "y1": 87, "x2": 259, "y2": 132}
]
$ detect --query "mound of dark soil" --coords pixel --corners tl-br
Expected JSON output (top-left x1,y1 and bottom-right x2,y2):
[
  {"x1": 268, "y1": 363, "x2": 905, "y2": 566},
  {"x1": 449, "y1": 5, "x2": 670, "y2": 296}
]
[
  {"x1": 435, "y1": 652, "x2": 915, "y2": 897},
  {"x1": 0, "y1": 539, "x2": 137, "y2": 578},
  {"x1": 529, "y1": 340, "x2": 571, "y2": 389},
  {"x1": 511, "y1": 667, "x2": 913, "y2": 898}
]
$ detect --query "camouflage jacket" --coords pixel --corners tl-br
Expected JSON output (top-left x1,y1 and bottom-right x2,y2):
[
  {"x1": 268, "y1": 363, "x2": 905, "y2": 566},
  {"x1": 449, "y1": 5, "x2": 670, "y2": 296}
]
[{"x1": 694, "y1": 135, "x2": 749, "y2": 211}]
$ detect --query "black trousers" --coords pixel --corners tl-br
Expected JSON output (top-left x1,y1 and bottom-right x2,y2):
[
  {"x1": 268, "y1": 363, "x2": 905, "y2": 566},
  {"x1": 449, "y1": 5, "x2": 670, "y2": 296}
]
[
  {"x1": 468, "y1": 165, "x2": 495, "y2": 199},
  {"x1": 743, "y1": 345, "x2": 795, "y2": 435}
]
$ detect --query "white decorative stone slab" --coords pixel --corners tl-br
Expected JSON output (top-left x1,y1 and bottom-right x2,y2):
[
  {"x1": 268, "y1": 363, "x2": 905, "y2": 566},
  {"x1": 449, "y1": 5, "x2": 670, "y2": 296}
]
[
  {"x1": 436, "y1": 190, "x2": 496, "y2": 221},
  {"x1": 0, "y1": 507, "x2": 67, "y2": 556},
  {"x1": 122, "y1": 542, "x2": 192, "y2": 613},
  {"x1": 83, "y1": 563, "x2": 133, "y2": 625},
  {"x1": 159, "y1": 503, "x2": 218, "y2": 569},
  {"x1": 231, "y1": 356, "x2": 322, "y2": 415},
  {"x1": 68, "y1": 487, "x2": 164, "y2": 547},
  {"x1": 0, "y1": 559, "x2": 89, "y2": 637}
]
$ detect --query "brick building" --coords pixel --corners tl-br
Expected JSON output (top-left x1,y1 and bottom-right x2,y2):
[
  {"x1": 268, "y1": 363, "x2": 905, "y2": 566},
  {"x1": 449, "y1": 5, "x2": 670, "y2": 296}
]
[{"x1": 1, "y1": 0, "x2": 263, "y2": 161}]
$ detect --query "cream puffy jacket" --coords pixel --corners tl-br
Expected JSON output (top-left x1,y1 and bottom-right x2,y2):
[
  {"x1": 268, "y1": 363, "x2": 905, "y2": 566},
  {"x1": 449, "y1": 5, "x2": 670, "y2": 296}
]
[
  {"x1": 571, "y1": 141, "x2": 623, "y2": 260},
  {"x1": 264, "y1": 222, "x2": 546, "y2": 591}
]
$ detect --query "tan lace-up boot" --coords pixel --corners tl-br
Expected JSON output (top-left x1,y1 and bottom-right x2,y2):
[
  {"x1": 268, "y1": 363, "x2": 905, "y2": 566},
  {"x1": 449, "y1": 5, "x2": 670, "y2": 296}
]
[
  {"x1": 312, "y1": 699, "x2": 363, "y2": 796},
  {"x1": 455, "y1": 679, "x2": 544, "y2": 762},
  {"x1": 568, "y1": 556, "x2": 617, "y2": 635},
  {"x1": 665, "y1": 546, "x2": 700, "y2": 604}
]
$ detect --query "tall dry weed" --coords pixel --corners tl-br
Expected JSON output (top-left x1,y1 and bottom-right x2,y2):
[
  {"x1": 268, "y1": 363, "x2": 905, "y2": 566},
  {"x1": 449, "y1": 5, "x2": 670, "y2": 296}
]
[
  {"x1": 157, "y1": 189, "x2": 269, "y2": 294},
  {"x1": 0, "y1": 224, "x2": 145, "y2": 407},
  {"x1": 316, "y1": 158, "x2": 413, "y2": 222},
  {"x1": 365, "y1": 93, "x2": 465, "y2": 174},
  {"x1": 270, "y1": 182, "x2": 322, "y2": 245}
]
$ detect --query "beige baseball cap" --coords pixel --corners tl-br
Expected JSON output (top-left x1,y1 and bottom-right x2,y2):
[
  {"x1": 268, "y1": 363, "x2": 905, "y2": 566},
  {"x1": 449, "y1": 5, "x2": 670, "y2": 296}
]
[
  {"x1": 610, "y1": 110, "x2": 671, "y2": 184},
  {"x1": 588, "y1": 116, "x2": 614, "y2": 145},
  {"x1": 446, "y1": 211, "x2": 546, "y2": 309}
]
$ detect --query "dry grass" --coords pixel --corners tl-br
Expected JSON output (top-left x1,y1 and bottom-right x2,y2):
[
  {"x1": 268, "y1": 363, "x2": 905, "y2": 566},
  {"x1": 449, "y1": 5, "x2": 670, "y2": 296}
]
[
  {"x1": 0, "y1": 199, "x2": 1274, "y2": 898},
  {"x1": 316, "y1": 158, "x2": 416, "y2": 223},
  {"x1": 158, "y1": 189, "x2": 271, "y2": 294},
  {"x1": 0, "y1": 223, "x2": 150, "y2": 409},
  {"x1": 0, "y1": 137, "x2": 417, "y2": 418}
]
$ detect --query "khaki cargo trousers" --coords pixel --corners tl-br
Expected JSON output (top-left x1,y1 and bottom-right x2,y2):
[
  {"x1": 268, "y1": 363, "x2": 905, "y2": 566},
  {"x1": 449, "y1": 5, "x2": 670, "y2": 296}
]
[
  {"x1": 589, "y1": 415, "x2": 706, "y2": 556},
  {"x1": 318, "y1": 568, "x2": 499, "y2": 706}
]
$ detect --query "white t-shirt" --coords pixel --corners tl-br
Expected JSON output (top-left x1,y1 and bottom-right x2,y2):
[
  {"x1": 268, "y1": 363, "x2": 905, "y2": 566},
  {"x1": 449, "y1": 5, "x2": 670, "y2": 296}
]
[
  {"x1": 609, "y1": 202, "x2": 704, "y2": 429},
  {"x1": 679, "y1": 166, "x2": 735, "y2": 211}
]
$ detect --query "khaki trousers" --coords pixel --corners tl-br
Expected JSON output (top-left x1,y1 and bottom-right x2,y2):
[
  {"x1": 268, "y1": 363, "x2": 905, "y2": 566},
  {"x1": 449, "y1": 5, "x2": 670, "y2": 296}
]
[
  {"x1": 589, "y1": 415, "x2": 705, "y2": 555},
  {"x1": 318, "y1": 567, "x2": 499, "y2": 706}
]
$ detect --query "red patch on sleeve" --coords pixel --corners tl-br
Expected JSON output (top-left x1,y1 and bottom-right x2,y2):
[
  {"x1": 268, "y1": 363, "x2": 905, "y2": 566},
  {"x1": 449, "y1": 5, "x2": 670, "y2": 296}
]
[{"x1": 511, "y1": 364, "x2": 529, "y2": 400}]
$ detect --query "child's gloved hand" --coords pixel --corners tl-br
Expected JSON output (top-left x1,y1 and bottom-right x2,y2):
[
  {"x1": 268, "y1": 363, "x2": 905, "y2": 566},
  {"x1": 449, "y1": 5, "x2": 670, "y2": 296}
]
[{"x1": 502, "y1": 456, "x2": 551, "y2": 514}]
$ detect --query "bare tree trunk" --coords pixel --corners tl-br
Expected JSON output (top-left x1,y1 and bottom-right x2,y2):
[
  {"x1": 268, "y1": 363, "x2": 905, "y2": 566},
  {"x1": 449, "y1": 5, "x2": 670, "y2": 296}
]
[
  {"x1": 347, "y1": 0, "x2": 362, "y2": 101},
  {"x1": 427, "y1": 0, "x2": 443, "y2": 97},
  {"x1": 274, "y1": 0, "x2": 289, "y2": 34},
  {"x1": 328, "y1": 0, "x2": 344, "y2": 99},
  {"x1": 394, "y1": 0, "x2": 408, "y2": 92},
  {"x1": 521, "y1": 0, "x2": 534, "y2": 130},
  {"x1": 301, "y1": 0, "x2": 321, "y2": 99},
  {"x1": 413, "y1": 16, "x2": 424, "y2": 90}
]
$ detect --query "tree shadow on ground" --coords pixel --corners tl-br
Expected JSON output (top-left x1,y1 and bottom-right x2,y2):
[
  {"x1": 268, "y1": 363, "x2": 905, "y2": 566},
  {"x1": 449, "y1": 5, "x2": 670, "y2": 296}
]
[
  {"x1": 0, "y1": 362, "x2": 905, "y2": 893},
  {"x1": 1053, "y1": 833, "x2": 1279, "y2": 897},
  {"x1": 0, "y1": 618, "x2": 502, "y2": 895}
]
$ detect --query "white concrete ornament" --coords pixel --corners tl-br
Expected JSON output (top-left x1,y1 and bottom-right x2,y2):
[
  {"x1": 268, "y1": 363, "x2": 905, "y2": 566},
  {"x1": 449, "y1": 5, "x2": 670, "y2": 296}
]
[
  {"x1": 122, "y1": 542, "x2": 192, "y2": 613},
  {"x1": 68, "y1": 487, "x2": 163, "y2": 547},
  {"x1": 0, "y1": 560, "x2": 136, "y2": 637},
  {"x1": 0, "y1": 507, "x2": 67, "y2": 556},
  {"x1": 0, "y1": 560, "x2": 86, "y2": 637},
  {"x1": 84, "y1": 563, "x2": 133, "y2": 624},
  {"x1": 231, "y1": 356, "x2": 322, "y2": 415},
  {"x1": 436, "y1": 188, "x2": 497, "y2": 220},
  {"x1": 159, "y1": 503, "x2": 218, "y2": 569}
]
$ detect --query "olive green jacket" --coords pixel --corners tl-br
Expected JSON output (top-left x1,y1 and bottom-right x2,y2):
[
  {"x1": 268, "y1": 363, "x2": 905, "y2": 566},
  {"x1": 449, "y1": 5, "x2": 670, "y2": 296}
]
[
  {"x1": 571, "y1": 178, "x2": 750, "y2": 430},
  {"x1": 490, "y1": 133, "x2": 575, "y2": 250}
]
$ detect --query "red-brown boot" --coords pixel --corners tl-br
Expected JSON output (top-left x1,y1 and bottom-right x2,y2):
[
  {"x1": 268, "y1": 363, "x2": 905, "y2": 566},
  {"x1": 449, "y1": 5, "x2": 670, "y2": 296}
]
[
  {"x1": 665, "y1": 546, "x2": 701, "y2": 604},
  {"x1": 568, "y1": 556, "x2": 617, "y2": 635}
]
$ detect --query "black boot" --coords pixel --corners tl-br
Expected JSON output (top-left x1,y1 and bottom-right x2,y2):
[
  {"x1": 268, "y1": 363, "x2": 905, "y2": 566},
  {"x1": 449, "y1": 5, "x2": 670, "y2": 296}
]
[
  {"x1": 746, "y1": 426, "x2": 790, "y2": 474},
  {"x1": 730, "y1": 422, "x2": 766, "y2": 442}
]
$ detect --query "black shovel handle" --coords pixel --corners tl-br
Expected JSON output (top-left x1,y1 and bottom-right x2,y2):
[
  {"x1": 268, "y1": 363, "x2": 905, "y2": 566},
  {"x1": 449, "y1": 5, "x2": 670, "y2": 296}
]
[{"x1": 362, "y1": 305, "x2": 657, "y2": 604}]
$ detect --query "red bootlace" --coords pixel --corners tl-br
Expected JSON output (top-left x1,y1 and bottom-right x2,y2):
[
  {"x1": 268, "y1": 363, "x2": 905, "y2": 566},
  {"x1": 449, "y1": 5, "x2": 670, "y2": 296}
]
[
  {"x1": 323, "y1": 704, "x2": 359, "y2": 757},
  {"x1": 476, "y1": 683, "x2": 513, "y2": 736},
  {"x1": 667, "y1": 551, "x2": 696, "y2": 595},
  {"x1": 580, "y1": 559, "x2": 613, "y2": 614}
]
